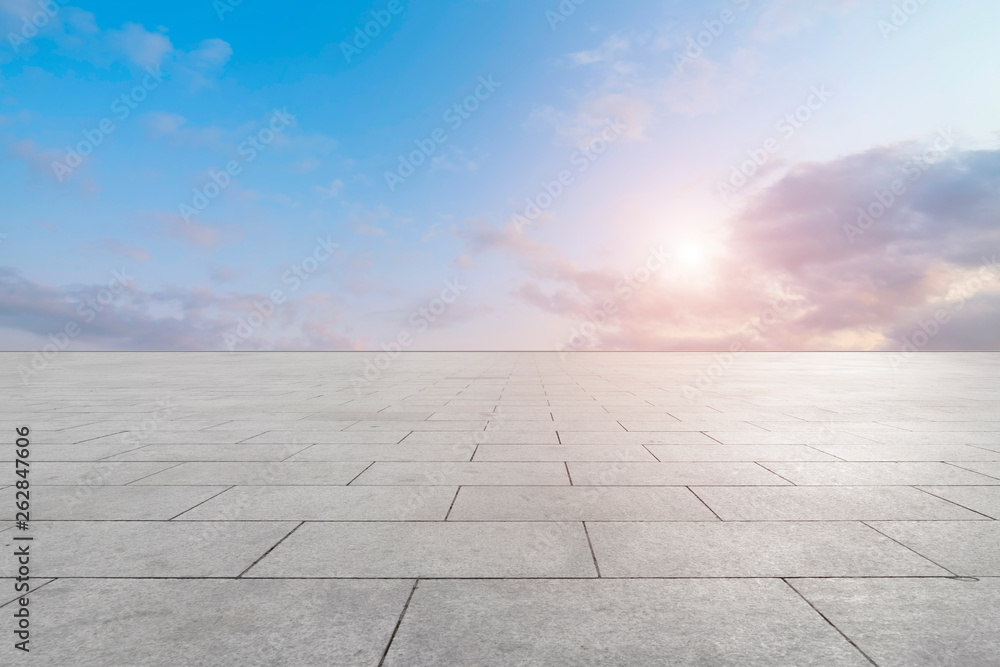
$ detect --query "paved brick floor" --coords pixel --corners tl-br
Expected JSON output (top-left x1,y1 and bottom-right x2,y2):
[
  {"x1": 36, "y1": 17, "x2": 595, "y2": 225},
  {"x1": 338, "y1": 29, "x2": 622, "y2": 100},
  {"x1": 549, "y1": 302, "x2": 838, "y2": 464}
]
[{"x1": 3, "y1": 352, "x2": 999, "y2": 665}]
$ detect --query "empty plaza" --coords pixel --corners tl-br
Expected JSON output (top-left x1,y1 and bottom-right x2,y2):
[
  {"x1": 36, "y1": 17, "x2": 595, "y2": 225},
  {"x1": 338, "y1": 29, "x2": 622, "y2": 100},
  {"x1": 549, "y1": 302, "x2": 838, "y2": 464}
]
[{"x1": 3, "y1": 352, "x2": 999, "y2": 665}]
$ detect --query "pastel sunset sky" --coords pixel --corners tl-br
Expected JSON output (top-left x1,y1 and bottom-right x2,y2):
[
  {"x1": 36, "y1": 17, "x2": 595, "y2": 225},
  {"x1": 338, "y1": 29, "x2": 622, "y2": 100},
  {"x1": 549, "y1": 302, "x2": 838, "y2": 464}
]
[{"x1": 2, "y1": 0, "x2": 999, "y2": 351}]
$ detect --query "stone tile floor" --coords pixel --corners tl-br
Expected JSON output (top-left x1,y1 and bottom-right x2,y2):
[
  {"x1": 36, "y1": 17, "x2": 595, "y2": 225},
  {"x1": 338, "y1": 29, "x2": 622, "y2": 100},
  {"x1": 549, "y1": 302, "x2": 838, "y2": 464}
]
[{"x1": 2, "y1": 352, "x2": 999, "y2": 665}]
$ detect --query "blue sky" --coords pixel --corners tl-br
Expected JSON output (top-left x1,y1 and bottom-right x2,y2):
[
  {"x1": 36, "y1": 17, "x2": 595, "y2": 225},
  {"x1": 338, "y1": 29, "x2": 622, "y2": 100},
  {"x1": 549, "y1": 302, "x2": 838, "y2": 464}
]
[{"x1": 2, "y1": 0, "x2": 999, "y2": 351}]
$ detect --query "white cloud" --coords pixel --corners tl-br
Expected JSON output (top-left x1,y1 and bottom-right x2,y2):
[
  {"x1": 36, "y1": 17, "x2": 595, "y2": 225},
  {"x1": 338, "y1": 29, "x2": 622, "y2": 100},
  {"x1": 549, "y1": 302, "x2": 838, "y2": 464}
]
[
  {"x1": 0, "y1": 5, "x2": 231, "y2": 86},
  {"x1": 568, "y1": 34, "x2": 629, "y2": 67},
  {"x1": 187, "y1": 37, "x2": 231, "y2": 69},
  {"x1": 752, "y1": 0, "x2": 860, "y2": 42},
  {"x1": 290, "y1": 157, "x2": 321, "y2": 174},
  {"x1": 663, "y1": 48, "x2": 763, "y2": 117},
  {"x1": 182, "y1": 38, "x2": 233, "y2": 91},
  {"x1": 144, "y1": 111, "x2": 187, "y2": 137},
  {"x1": 534, "y1": 92, "x2": 651, "y2": 146},
  {"x1": 313, "y1": 179, "x2": 345, "y2": 198},
  {"x1": 108, "y1": 22, "x2": 173, "y2": 69},
  {"x1": 102, "y1": 239, "x2": 151, "y2": 262},
  {"x1": 0, "y1": 267, "x2": 361, "y2": 350},
  {"x1": 2, "y1": 137, "x2": 99, "y2": 194},
  {"x1": 0, "y1": 1, "x2": 98, "y2": 62},
  {"x1": 156, "y1": 213, "x2": 241, "y2": 248},
  {"x1": 142, "y1": 112, "x2": 255, "y2": 151}
]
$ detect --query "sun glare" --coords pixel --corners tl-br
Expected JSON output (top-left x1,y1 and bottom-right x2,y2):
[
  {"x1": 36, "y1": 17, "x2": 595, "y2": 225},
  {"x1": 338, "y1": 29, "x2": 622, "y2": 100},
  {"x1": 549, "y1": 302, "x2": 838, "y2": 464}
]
[{"x1": 676, "y1": 243, "x2": 705, "y2": 267}]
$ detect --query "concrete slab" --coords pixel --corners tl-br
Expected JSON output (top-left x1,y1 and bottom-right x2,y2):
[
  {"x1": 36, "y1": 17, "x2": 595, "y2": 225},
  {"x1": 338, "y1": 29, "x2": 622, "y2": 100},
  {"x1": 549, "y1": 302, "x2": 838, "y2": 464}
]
[
  {"x1": 447, "y1": 485, "x2": 718, "y2": 522},
  {"x1": 13, "y1": 484, "x2": 229, "y2": 520},
  {"x1": 917, "y1": 485, "x2": 1000, "y2": 518},
  {"x1": 383, "y1": 579, "x2": 872, "y2": 666},
  {"x1": 946, "y1": 461, "x2": 1000, "y2": 479},
  {"x1": 245, "y1": 521, "x2": 597, "y2": 578},
  {"x1": 473, "y1": 444, "x2": 657, "y2": 461},
  {"x1": 130, "y1": 461, "x2": 371, "y2": 485},
  {"x1": 285, "y1": 444, "x2": 476, "y2": 461},
  {"x1": 103, "y1": 443, "x2": 311, "y2": 461},
  {"x1": 693, "y1": 486, "x2": 989, "y2": 521},
  {"x1": 588, "y1": 521, "x2": 949, "y2": 577},
  {"x1": 5, "y1": 521, "x2": 297, "y2": 577},
  {"x1": 351, "y1": 461, "x2": 570, "y2": 486},
  {"x1": 3, "y1": 578, "x2": 413, "y2": 666},
  {"x1": 28, "y1": 461, "x2": 179, "y2": 485},
  {"x1": 869, "y1": 520, "x2": 1000, "y2": 576},
  {"x1": 758, "y1": 461, "x2": 1000, "y2": 485},
  {"x1": 559, "y1": 431, "x2": 720, "y2": 445},
  {"x1": 791, "y1": 578, "x2": 1000, "y2": 667},
  {"x1": 178, "y1": 485, "x2": 457, "y2": 521},
  {"x1": 812, "y1": 444, "x2": 1000, "y2": 461},
  {"x1": 568, "y1": 462, "x2": 791, "y2": 486}
]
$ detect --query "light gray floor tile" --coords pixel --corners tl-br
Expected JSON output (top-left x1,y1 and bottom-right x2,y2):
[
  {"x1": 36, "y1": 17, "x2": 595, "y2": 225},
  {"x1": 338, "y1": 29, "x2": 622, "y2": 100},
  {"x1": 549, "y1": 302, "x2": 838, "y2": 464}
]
[
  {"x1": 6, "y1": 578, "x2": 412, "y2": 666},
  {"x1": 559, "y1": 431, "x2": 720, "y2": 445},
  {"x1": 246, "y1": 521, "x2": 597, "y2": 578},
  {"x1": 217, "y1": 419, "x2": 357, "y2": 430},
  {"x1": 83, "y1": 430, "x2": 270, "y2": 444},
  {"x1": 29, "y1": 461, "x2": 178, "y2": 485},
  {"x1": 917, "y1": 486, "x2": 1000, "y2": 519},
  {"x1": 131, "y1": 461, "x2": 370, "y2": 485},
  {"x1": 15, "y1": 485, "x2": 228, "y2": 520},
  {"x1": 0, "y1": 578, "x2": 55, "y2": 607},
  {"x1": 351, "y1": 461, "x2": 570, "y2": 485},
  {"x1": 674, "y1": 412, "x2": 804, "y2": 422},
  {"x1": 0, "y1": 444, "x2": 143, "y2": 462},
  {"x1": 427, "y1": 411, "x2": 511, "y2": 420},
  {"x1": 3, "y1": 521, "x2": 296, "y2": 577},
  {"x1": 646, "y1": 444, "x2": 839, "y2": 461},
  {"x1": 201, "y1": 414, "x2": 317, "y2": 424},
  {"x1": 812, "y1": 444, "x2": 1000, "y2": 461},
  {"x1": 620, "y1": 421, "x2": 767, "y2": 432},
  {"x1": 303, "y1": 411, "x2": 428, "y2": 420},
  {"x1": 946, "y1": 461, "x2": 1000, "y2": 479},
  {"x1": 401, "y1": 431, "x2": 560, "y2": 445},
  {"x1": 285, "y1": 444, "x2": 475, "y2": 461},
  {"x1": 242, "y1": 431, "x2": 410, "y2": 444},
  {"x1": 879, "y1": 421, "x2": 1000, "y2": 432},
  {"x1": 347, "y1": 420, "x2": 488, "y2": 431},
  {"x1": 588, "y1": 522, "x2": 948, "y2": 577},
  {"x1": 383, "y1": 579, "x2": 871, "y2": 666},
  {"x1": 473, "y1": 444, "x2": 656, "y2": 461},
  {"x1": 869, "y1": 521, "x2": 1000, "y2": 576},
  {"x1": 552, "y1": 420, "x2": 630, "y2": 431},
  {"x1": 854, "y1": 432, "x2": 1000, "y2": 445},
  {"x1": 103, "y1": 444, "x2": 310, "y2": 461},
  {"x1": 4, "y1": 420, "x2": 98, "y2": 431},
  {"x1": 749, "y1": 420, "x2": 904, "y2": 432},
  {"x1": 447, "y1": 486, "x2": 718, "y2": 521},
  {"x1": 791, "y1": 578, "x2": 1000, "y2": 667},
  {"x1": 68, "y1": 421, "x2": 231, "y2": 432},
  {"x1": 705, "y1": 432, "x2": 877, "y2": 445},
  {"x1": 35, "y1": 432, "x2": 136, "y2": 446},
  {"x1": 567, "y1": 462, "x2": 790, "y2": 486},
  {"x1": 759, "y1": 462, "x2": 1000, "y2": 485},
  {"x1": 230, "y1": 423, "x2": 362, "y2": 433},
  {"x1": 693, "y1": 486, "x2": 989, "y2": 521},
  {"x1": 178, "y1": 485, "x2": 456, "y2": 520}
]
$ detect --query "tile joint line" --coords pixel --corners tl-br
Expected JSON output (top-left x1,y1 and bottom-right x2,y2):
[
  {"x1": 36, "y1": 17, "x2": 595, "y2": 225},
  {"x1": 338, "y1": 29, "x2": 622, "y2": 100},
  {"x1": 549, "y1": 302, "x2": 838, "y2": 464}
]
[
  {"x1": 781, "y1": 578, "x2": 878, "y2": 666},
  {"x1": 378, "y1": 579, "x2": 420, "y2": 667}
]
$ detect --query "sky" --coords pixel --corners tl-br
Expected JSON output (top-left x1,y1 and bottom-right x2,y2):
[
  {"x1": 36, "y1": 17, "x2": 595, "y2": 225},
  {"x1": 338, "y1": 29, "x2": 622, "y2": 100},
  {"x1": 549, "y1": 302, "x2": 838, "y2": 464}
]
[{"x1": 1, "y1": 0, "x2": 999, "y2": 352}]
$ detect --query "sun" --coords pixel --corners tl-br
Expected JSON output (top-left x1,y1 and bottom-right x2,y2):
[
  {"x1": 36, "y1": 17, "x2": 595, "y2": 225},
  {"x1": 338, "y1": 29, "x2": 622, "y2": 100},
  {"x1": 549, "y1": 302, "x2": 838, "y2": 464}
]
[{"x1": 676, "y1": 242, "x2": 705, "y2": 267}]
